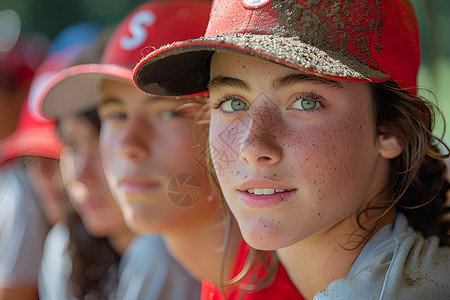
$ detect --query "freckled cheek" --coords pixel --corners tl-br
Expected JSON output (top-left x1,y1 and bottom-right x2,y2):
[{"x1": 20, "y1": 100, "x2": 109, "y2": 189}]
[
  {"x1": 209, "y1": 121, "x2": 244, "y2": 175},
  {"x1": 285, "y1": 117, "x2": 375, "y2": 186}
]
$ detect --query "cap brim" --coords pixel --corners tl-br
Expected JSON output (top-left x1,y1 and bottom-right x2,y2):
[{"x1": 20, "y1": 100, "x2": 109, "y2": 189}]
[
  {"x1": 134, "y1": 33, "x2": 390, "y2": 96},
  {"x1": 40, "y1": 64, "x2": 132, "y2": 118},
  {"x1": 0, "y1": 126, "x2": 62, "y2": 165}
]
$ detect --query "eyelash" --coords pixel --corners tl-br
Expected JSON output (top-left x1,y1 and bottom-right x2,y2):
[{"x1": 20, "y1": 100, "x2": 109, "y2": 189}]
[
  {"x1": 160, "y1": 109, "x2": 186, "y2": 120},
  {"x1": 290, "y1": 91, "x2": 324, "y2": 111},
  {"x1": 295, "y1": 91, "x2": 320, "y2": 102},
  {"x1": 211, "y1": 94, "x2": 248, "y2": 114},
  {"x1": 211, "y1": 91, "x2": 324, "y2": 114}
]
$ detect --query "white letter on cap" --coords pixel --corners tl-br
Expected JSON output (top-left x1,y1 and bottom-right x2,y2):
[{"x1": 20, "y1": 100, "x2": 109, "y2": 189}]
[
  {"x1": 120, "y1": 10, "x2": 156, "y2": 51},
  {"x1": 241, "y1": 0, "x2": 272, "y2": 8}
]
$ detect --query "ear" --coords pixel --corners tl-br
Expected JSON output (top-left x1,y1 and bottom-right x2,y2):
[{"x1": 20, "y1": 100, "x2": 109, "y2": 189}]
[{"x1": 378, "y1": 134, "x2": 403, "y2": 159}]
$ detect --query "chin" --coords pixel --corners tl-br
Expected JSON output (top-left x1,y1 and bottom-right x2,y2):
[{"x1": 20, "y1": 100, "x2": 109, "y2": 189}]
[
  {"x1": 84, "y1": 224, "x2": 110, "y2": 238},
  {"x1": 123, "y1": 212, "x2": 169, "y2": 234},
  {"x1": 124, "y1": 215, "x2": 151, "y2": 234},
  {"x1": 239, "y1": 216, "x2": 296, "y2": 251}
]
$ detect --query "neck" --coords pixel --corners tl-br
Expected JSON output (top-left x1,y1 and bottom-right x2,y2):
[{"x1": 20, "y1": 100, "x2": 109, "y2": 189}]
[
  {"x1": 108, "y1": 227, "x2": 136, "y2": 255},
  {"x1": 277, "y1": 210, "x2": 396, "y2": 299},
  {"x1": 163, "y1": 200, "x2": 241, "y2": 286}
]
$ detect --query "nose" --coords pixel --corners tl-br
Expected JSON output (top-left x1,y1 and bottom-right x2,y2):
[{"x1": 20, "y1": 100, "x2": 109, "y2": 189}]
[
  {"x1": 118, "y1": 114, "x2": 151, "y2": 162},
  {"x1": 239, "y1": 111, "x2": 282, "y2": 168}
]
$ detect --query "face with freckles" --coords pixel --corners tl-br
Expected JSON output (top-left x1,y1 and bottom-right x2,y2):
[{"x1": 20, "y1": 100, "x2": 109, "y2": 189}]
[
  {"x1": 98, "y1": 80, "x2": 216, "y2": 234},
  {"x1": 208, "y1": 51, "x2": 396, "y2": 250}
]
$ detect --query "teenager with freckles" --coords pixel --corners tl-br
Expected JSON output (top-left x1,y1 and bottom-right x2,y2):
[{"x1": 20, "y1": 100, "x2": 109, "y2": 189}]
[
  {"x1": 133, "y1": 0, "x2": 450, "y2": 298},
  {"x1": 39, "y1": 1, "x2": 303, "y2": 299}
]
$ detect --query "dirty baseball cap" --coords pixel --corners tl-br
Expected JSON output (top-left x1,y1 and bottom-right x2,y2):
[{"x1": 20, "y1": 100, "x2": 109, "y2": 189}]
[
  {"x1": 40, "y1": 0, "x2": 212, "y2": 118},
  {"x1": 133, "y1": 0, "x2": 421, "y2": 96}
]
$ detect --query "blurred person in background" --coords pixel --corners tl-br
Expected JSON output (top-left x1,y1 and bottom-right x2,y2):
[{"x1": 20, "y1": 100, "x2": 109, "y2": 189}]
[
  {"x1": 0, "y1": 10, "x2": 49, "y2": 299},
  {"x1": 39, "y1": 32, "x2": 201, "y2": 299},
  {"x1": 39, "y1": 107, "x2": 201, "y2": 299},
  {"x1": 0, "y1": 10, "x2": 45, "y2": 140},
  {"x1": 0, "y1": 20, "x2": 100, "y2": 300}
]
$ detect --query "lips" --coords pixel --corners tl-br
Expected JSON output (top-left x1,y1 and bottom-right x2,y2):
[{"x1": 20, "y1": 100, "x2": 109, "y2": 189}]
[
  {"x1": 237, "y1": 179, "x2": 296, "y2": 207},
  {"x1": 247, "y1": 188, "x2": 290, "y2": 195},
  {"x1": 118, "y1": 177, "x2": 161, "y2": 194},
  {"x1": 238, "y1": 178, "x2": 294, "y2": 192},
  {"x1": 79, "y1": 198, "x2": 107, "y2": 210}
]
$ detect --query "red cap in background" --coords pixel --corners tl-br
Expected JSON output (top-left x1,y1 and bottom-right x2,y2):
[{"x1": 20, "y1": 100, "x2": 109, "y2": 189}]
[
  {"x1": 39, "y1": 0, "x2": 211, "y2": 119},
  {"x1": 0, "y1": 22, "x2": 101, "y2": 165}
]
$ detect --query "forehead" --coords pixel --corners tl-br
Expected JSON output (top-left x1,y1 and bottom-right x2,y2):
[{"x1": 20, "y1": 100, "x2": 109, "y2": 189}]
[
  {"x1": 100, "y1": 79, "x2": 178, "y2": 105},
  {"x1": 210, "y1": 51, "x2": 287, "y2": 76},
  {"x1": 210, "y1": 51, "x2": 358, "y2": 92},
  {"x1": 210, "y1": 51, "x2": 342, "y2": 87}
]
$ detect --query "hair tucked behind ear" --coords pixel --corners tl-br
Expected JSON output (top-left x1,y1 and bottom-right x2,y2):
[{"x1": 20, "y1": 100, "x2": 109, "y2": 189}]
[{"x1": 364, "y1": 80, "x2": 450, "y2": 246}]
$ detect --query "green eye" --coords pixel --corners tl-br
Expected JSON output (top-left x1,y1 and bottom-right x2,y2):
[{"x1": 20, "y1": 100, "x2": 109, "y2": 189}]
[
  {"x1": 291, "y1": 98, "x2": 320, "y2": 111},
  {"x1": 161, "y1": 110, "x2": 178, "y2": 120},
  {"x1": 221, "y1": 99, "x2": 248, "y2": 112}
]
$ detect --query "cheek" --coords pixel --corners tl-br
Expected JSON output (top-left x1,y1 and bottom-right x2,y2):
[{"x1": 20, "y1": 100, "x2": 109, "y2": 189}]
[
  {"x1": 155, "y1": 125, "x2": 203, "y2": 173},
  {"x1": 209, "y1": 117, "x2": 243, "y2": 180},
  {"x1": 99, "y1": 128, "x2": 117, "y2": 170},
  {"x1": 288, "y1": 112, "x2": 377, "y2": 205}
]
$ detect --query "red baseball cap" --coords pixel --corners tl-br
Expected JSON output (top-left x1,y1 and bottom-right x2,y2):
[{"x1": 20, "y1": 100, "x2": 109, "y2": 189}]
[
  {"x1": 133, "y1": 0, "x2": 421, "y2": 96},
  {"x1": 0, "y1": 99, "x2": 62, "y2": 165},
  {"x1": 0, "y1": 50, "x2": 73, "y2": 165},
  {"x1": 40, "y1": 0, "x2": 212, "y2": 118},
  {"x1": 0, "y1": 23, "x2": 101, "y2": 165}
]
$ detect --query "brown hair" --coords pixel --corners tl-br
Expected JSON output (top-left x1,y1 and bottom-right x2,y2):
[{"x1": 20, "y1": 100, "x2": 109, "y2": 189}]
[
  {"x1": 66, "y1": 212, "x2": 120, "y2": 299},
  {"x1": 357, "y1": 80, "x2": 450, "y2": 246}
]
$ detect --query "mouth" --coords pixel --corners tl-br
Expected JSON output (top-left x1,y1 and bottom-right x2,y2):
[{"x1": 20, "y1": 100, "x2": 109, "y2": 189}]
[
  {"x1": 237, "y1": 188, "x2": 296, "y2": 207},
  {"x1": 246, "y1": 188, "x2": 292, "y2": 195},
  {"x1": 237, "y1": 178, "x2": 296, "y2": 207},
  {"x1": 80, "y1": 200, "x2": 106, "y2": 211},
  {"x1": 118, "y1": 177, "x2": 161, "y2": 194}
]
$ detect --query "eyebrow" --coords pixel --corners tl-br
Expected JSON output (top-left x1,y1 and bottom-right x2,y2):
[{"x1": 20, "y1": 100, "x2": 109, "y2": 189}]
[
  {"x1": 208, "y1": 76, "x2": 251, "y2": 92},
  {"x1": 99, "y1": 96, "x2": 182, "y2": 109},
  {"x1": 99, "y1": 97, "x2": 123, "y2": 108},
  {"x1": 208, "y1": 72, "x2": 343, "y2": 93},
  {"x1": 272, "y1": 73, "x2": 343, "y2": 90}
]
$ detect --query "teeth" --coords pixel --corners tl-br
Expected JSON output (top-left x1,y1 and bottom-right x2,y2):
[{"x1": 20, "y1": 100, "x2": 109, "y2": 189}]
[
  {"x1": 247, "y1": 188, "x2": 287, "y2": 195},
  {"x1": 254, "y1": 188, "x2": 266, "y2": 195}
]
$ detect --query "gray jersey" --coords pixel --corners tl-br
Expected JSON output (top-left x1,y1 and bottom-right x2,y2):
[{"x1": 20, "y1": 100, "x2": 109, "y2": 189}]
[
  {"x1": 0, "y1": 163, "x2": 49, "y2": 287},
  {"x1": 117, "y1": 234, "x2": 201, "y2": 300},
  {"x1": 315, "y1": 213, "x2": 450, "y2": 299},
  {"x1": 39, "y1": 224, "x2": 201, "y2": 300}
]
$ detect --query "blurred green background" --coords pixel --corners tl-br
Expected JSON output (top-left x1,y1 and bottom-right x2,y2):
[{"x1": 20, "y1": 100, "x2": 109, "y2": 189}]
[{"x1": 1, "y1": 0, "x2": 449, "y2": 141}]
